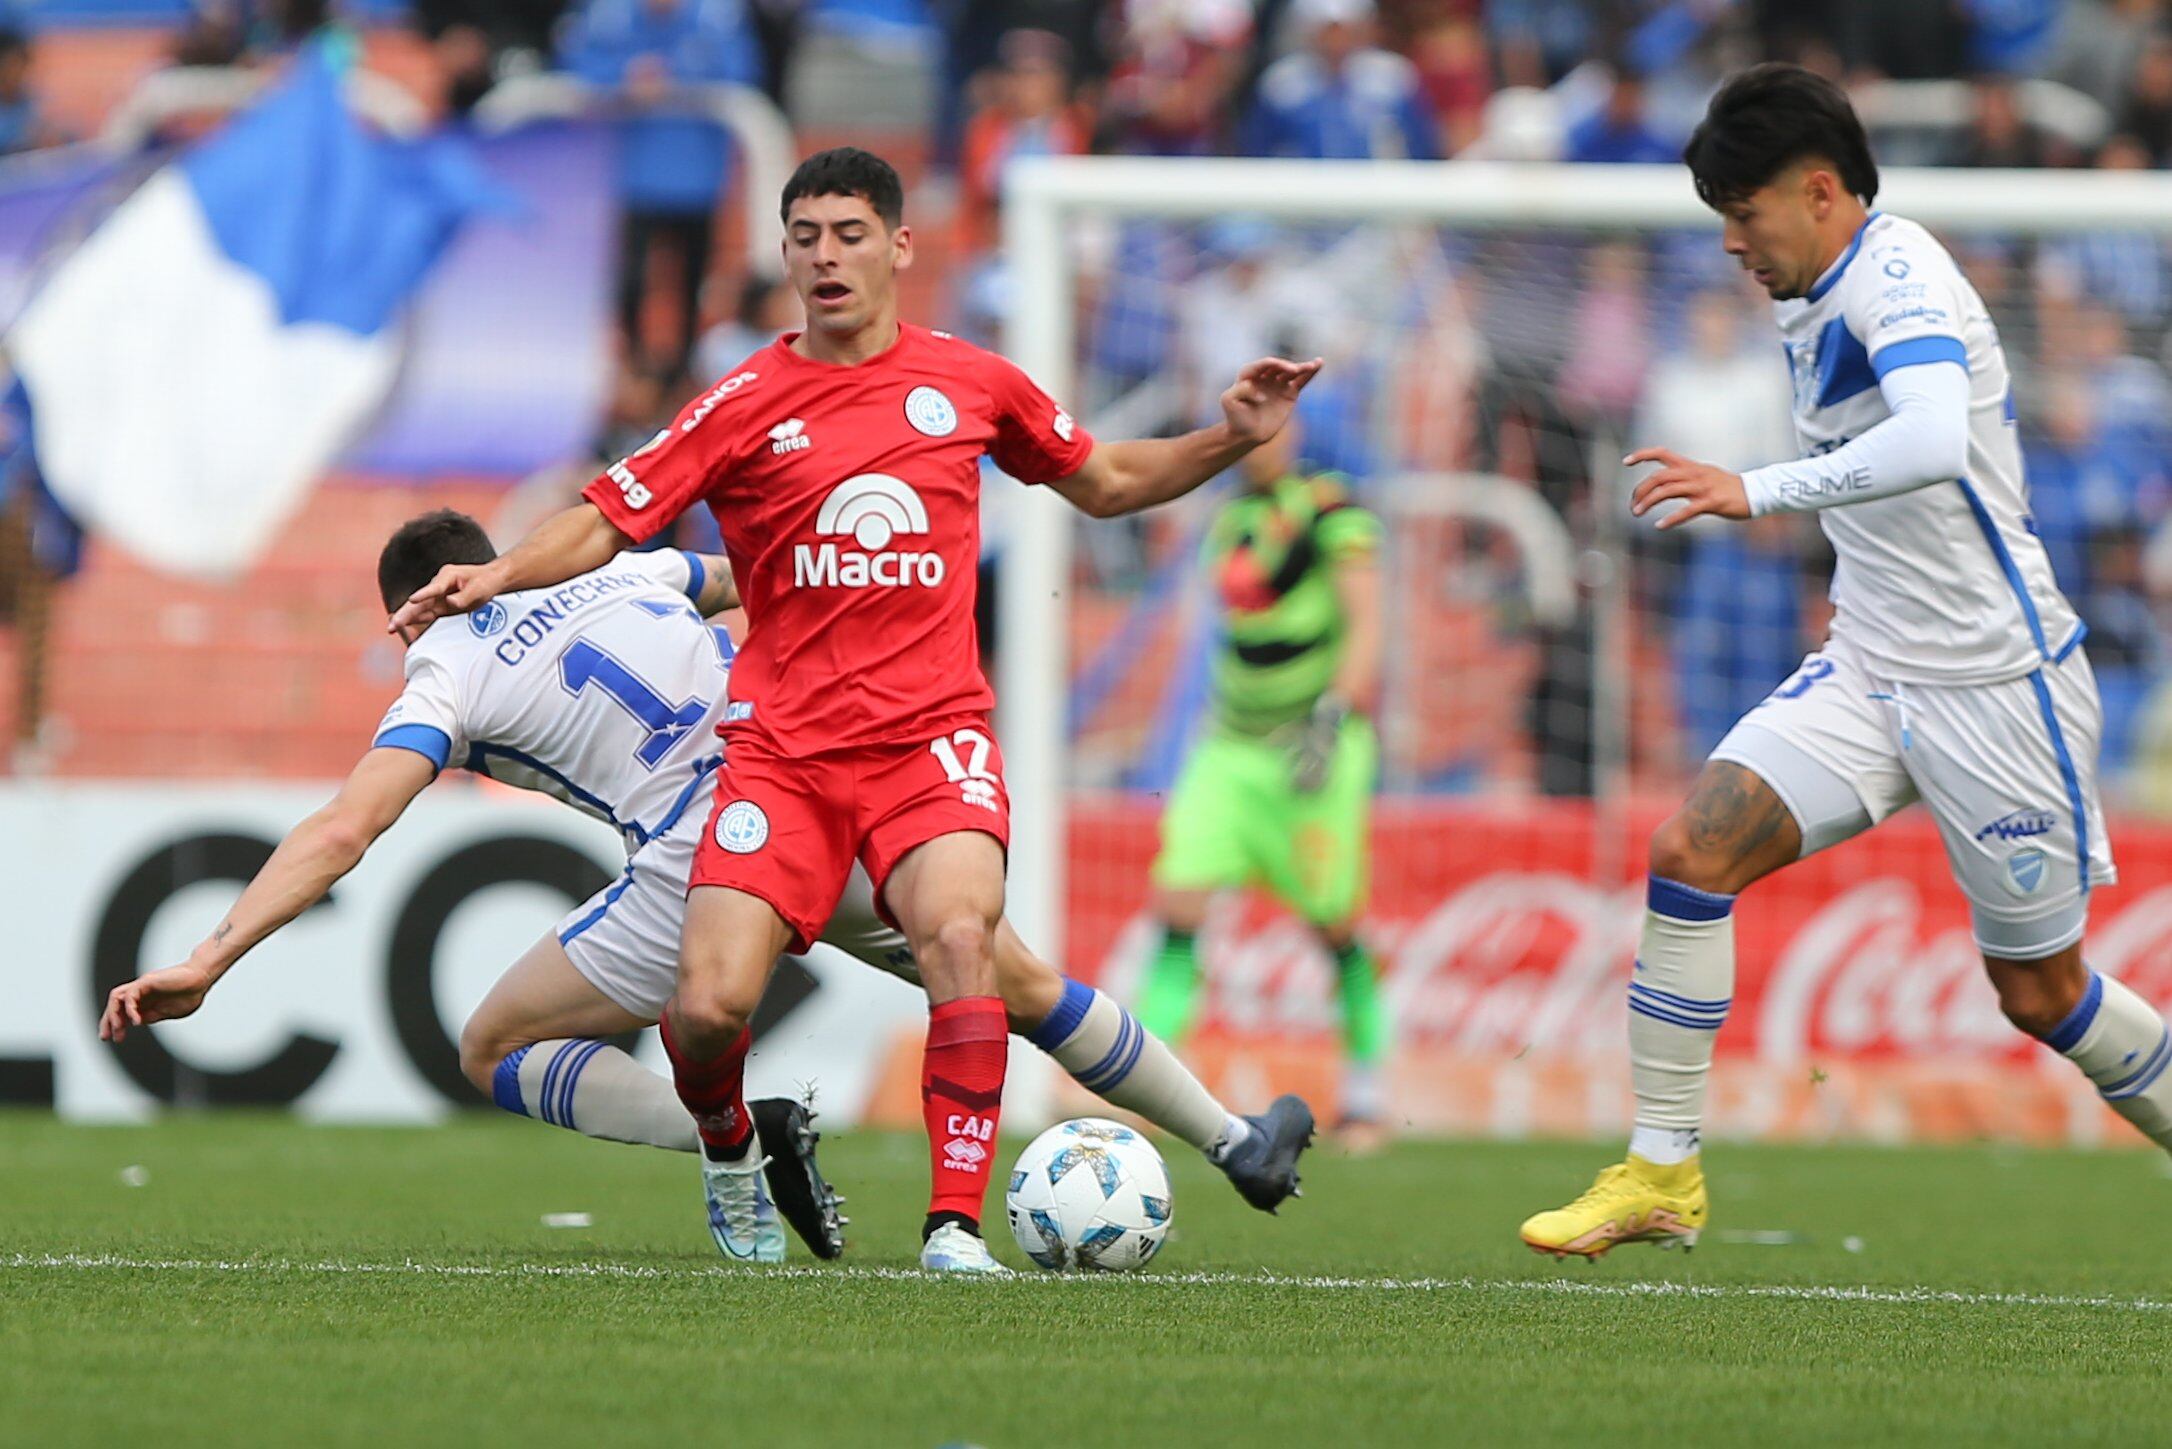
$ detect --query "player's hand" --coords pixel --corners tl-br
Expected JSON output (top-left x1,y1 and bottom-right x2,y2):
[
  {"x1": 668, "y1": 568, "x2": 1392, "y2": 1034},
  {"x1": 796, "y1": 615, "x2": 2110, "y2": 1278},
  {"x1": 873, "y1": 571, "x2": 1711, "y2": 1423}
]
[
  {"x1": 1289, "y1": 693, "x2": 1349, "y2": 795},
  {"x1": 99, "y1": 963, "x2": 215, "y2": 1043},
  {"x1": 1221, "y1": 356, "x2": 1324, "y2": 446},
  {"x1": 387, "y1": 562, "x2": 503, "y2": 634},
  {"x1": 1627, "y1": 448, "x2": 1751, "y2": 531}
]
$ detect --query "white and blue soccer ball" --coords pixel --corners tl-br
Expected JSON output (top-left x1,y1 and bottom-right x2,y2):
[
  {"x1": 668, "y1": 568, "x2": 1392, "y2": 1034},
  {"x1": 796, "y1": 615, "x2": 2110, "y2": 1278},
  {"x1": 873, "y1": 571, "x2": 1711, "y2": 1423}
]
[{"x1": 1005, "y1": 1117, "x2": 1172, "y2": 1272}]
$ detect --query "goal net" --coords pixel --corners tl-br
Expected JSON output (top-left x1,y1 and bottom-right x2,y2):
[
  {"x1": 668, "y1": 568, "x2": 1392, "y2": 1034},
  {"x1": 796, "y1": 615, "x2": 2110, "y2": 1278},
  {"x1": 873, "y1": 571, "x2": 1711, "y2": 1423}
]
[{"x1": 999, "y1": 158, "x2": 2172, "y2": 1146}]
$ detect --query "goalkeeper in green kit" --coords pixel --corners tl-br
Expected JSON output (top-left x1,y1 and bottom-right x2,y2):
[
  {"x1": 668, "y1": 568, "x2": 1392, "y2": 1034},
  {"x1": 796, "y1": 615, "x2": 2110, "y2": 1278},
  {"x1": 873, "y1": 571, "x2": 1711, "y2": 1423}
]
[{"x1": 1140, "y1": 418, "x2": 1390, "y2": 1147}]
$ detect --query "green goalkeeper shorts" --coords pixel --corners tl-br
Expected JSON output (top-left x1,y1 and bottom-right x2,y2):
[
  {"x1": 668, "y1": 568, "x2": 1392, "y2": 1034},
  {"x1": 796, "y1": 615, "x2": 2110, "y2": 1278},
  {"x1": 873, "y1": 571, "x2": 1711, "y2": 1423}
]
[{"x1": 1151, "y1": 714, "x2": 1377, "y2": 926}]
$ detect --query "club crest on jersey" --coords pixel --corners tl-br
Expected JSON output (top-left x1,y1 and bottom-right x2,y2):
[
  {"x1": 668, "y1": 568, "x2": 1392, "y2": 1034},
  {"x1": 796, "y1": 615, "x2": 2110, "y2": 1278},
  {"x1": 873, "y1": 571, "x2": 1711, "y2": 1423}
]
[
  {"x1": 715, "y1": 800, "x2": 770, "y2": 854},
  {"x1": 769, "y1": 417, "x2": 812, "y2": 456},
  {"x1": 793, "y1": 473, "x2": 947, "y2": 588},
  {"x1": 468, "y1": 600, "x2": 508, "y2": 637},
  {"x1": 2008, "y1": 847, "x2": 2047, "y2": 894},
  {"x1": 904, "y1": 385, "x2": 958, "y2": 437}
]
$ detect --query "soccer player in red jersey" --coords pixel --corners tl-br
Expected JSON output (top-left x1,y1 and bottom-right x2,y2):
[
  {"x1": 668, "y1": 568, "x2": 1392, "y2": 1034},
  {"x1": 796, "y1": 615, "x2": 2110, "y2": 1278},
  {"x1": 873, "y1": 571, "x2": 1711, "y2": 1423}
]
[{"x1": 393, "y1": 147, "x2": 1319, "y2": 1272}]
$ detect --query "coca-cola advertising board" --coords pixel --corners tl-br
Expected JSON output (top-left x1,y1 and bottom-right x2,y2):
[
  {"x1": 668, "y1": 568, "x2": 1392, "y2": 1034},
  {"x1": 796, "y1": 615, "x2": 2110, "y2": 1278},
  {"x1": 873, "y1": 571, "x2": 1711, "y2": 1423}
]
[{"x1": 1061, "y1": 797, "x2": 2172, "y2": 1148}]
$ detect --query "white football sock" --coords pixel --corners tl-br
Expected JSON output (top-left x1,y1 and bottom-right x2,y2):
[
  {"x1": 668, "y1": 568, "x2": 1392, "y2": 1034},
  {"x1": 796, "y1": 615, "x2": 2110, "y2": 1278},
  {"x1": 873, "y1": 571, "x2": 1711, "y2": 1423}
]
[
  {"x1": 1626, "y1": 876, "x2": 1736, "y2": 1163},
  {"x1": 492, "y1": 1039, "x2": 698, "y2": 1152},
  {"x1": 2041, "y1": 970, "x2": 2172, "y2": 1151},
  {"x1": 1027, "y1": 980, "x2": 1230, "y2": 1153}
]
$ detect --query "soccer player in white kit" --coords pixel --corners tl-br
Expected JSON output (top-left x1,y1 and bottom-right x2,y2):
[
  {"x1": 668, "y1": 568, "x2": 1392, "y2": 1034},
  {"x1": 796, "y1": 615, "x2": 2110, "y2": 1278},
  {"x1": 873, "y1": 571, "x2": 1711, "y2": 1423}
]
[
  {"x1": 1522, "y1": 64, "x2": 2172, "y2": 1259},
  {"x1": 100, "y1": 510, "x2": 1313, "y2": 1262}
]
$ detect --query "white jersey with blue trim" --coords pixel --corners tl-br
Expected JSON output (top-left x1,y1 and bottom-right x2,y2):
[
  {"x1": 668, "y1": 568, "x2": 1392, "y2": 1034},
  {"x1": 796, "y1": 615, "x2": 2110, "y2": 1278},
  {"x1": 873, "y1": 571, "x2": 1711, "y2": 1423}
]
[
  {"x1": 1776, "y1": 211, "x2": 2080, "y2": 685},
  {"x1": 372, "y1": 550, "x2": 734, "y2": 854}
]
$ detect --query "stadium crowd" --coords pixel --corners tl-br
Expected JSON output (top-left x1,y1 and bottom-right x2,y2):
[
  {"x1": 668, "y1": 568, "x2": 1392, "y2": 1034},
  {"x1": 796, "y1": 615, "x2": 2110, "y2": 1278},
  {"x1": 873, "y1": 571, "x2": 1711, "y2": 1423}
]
[{"x1": 7, "y1": 0, "x2": 2172, "y2": 800}]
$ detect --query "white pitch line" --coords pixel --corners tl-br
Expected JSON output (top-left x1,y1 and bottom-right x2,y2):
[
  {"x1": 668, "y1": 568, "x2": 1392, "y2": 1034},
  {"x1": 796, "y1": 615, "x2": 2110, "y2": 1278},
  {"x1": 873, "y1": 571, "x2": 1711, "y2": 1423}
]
[{"x1": 6, "y1": 1252, "x2": 2168, "y2": 1314}]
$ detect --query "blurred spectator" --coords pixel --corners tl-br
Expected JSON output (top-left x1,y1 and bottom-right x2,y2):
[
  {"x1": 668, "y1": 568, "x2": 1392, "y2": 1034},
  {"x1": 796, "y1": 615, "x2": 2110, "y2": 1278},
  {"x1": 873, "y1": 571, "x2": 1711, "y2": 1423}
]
[
  {"x1": 1242, "y1": 0, "x2": 1439, "y2": 160},
  {"x1": 1964, "y1": 0, "x2": 2061, "y2": 75},
  {"x1": 0, "y1": 28, "x2": 55, "y2": 155},
  {"x1": 563, "y1": 0, "x2": 761, "y2": 375},
  {"x1": 954, "y1": 30, "x2": 1089, "y2": 336},
  {"x1": 1555, "y1": 239, "x2": 1651, "y2": 431},
  {"x1": 933, "y1": 0, "x2": 1106, "y2": 169},
  {"x1": 747, "y1": 0, "x2": 805, "y2": 109},
  {"x1": 1488, "y1": 0, "x2": 1594, "y2": 88},
  {"x1": 1672, "y1": 518, "x2": 1810, "y2": 759},
  {"x1": 1947, "y1": 74, "x2": 2057, "y2": 167},
  {"x1": 2023, "y1": 373, "x2": 2126, "y2": 604},
  {"x1": 1402, "y1": 1, "x2": 1492, "y2": 154},
  {"x1": 697, "y1": 273, "x2": 800, "y2": 378},
  {"x1": 2048, "y1": 0, "x2": 2166, "y2": 111},
  {"x1": 2117, "y1": 29, "x2": 2172, "y2": 163},
  {"x1": 2035, "y1": 136, "x2": 2171, "y2": 347},
  {"x1": 1101, "y1": 0, "x2": 1250, "y2": 155},
  {"x1": 2069, "y1": 303, "x2": 2172, "y2": 515},
  {"x1": 958, "y1": 32, "x2": 1088, "y2": 258},
  {"x1": 1632, "y1": 289, "x2": 1795, "y2": 497},
  {"x1": 411, "y1": 0, "x2": 569, "y2": 71},
  {"x1": 173, "y1": 2, "x2": 252, "y2": 67},
  {"x1": 1561, "y1": 65, "x2": 1675, "y2": 165},
  {"x1": 1846, "y1": 0, "x2": 1970, "y2": 80}
]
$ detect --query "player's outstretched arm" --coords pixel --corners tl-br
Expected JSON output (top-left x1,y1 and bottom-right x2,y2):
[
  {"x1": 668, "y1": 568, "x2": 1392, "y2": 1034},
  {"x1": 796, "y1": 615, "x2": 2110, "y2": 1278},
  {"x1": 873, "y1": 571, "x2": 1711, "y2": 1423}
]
[
  {"x1": 387, "y1": 503, "x2": 634, "y2": 634},
  {"x1": 1050, "y1": 356, "x2": 1322, "y2": 519},
  {"x1": 98, "y1": 748, "x2": 436, "y2": 1042},
  {"x1": 1630, "y1": 362, "x2": 1970, "y2": 529}
]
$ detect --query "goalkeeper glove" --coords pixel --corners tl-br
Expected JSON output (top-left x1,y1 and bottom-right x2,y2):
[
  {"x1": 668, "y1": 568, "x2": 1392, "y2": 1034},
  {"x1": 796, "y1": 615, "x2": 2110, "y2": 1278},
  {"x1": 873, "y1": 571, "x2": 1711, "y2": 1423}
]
[{"x1": 1289, "y1": 693, "x2": 1350, "y2": 795}]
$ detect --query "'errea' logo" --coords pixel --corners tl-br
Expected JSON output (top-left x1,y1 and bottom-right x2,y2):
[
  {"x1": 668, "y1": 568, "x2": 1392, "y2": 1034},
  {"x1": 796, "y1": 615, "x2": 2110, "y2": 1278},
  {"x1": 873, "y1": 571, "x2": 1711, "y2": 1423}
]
[{"x1": 793, "y1": 473, "x2": 947, "y2": 588}]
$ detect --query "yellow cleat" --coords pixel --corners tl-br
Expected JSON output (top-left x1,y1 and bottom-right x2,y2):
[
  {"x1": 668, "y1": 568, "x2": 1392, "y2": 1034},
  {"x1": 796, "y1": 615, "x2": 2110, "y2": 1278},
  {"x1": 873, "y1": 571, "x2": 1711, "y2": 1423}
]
[{"x1": 1519, "y1": 1154, "x2": 1708, "y2": 1259}]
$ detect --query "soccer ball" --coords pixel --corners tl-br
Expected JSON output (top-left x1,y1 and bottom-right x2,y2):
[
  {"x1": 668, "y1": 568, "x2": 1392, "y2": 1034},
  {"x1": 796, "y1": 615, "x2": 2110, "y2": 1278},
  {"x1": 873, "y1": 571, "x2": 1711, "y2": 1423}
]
[{"x1": 1004, "y1": 1117, "x2": 1173, "y2": 1272}]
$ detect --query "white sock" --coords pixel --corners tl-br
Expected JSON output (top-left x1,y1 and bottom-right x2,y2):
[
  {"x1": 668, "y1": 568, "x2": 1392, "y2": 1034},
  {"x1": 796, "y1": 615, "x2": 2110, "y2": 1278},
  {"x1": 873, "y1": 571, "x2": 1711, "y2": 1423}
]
[
  {"x1": 2041, "y1": 969, "x2": 2172, "y2": 1151},
  {"x1": 1028, "y1": 980, "x2": 1231, "y2": 1153},
  {"x1": 1626, "y1": 876, "x2": 1735, "y2": 1164},
  {"x1": 492, "y1": 1039, "x2": 698, "y2": 1152}
]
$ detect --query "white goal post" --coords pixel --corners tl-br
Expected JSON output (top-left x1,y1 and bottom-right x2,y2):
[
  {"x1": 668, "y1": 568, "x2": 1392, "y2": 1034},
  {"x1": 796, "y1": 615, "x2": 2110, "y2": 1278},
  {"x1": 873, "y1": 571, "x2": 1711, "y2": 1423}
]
[{"x1": 996, "y1": 156, "x2": 2172, "y2": 968}]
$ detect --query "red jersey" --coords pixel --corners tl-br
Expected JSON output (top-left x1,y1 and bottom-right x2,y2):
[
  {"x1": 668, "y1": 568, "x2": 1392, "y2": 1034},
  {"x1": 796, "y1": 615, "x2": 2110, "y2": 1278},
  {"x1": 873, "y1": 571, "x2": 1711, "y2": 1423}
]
[{"x1": 583, "y1": 323, "x2": 1094, "y2": 755}]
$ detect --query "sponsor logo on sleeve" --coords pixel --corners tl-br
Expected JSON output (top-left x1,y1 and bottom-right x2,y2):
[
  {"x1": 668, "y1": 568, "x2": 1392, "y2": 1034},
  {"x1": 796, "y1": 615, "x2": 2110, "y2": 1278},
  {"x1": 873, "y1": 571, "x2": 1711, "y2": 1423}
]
[
  {"x1": 682, "y1": 371, "x2": 758, "y2": 432},
  {"x1": 1053, "y1": 408, "x2": 1074, "y2": 443}
]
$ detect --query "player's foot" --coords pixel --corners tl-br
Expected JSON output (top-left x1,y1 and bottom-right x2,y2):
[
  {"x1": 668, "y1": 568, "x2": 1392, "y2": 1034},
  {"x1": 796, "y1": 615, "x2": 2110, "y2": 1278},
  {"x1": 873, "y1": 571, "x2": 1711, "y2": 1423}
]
[
  {"x1": 751, "y1": 1097, "x2": 846, "y2": 1260},
  {"x1": 1217, "y1": 1094, "x2": 1316, "y2": 1212},
  {"x1": 920, "y1": 1221, "x2": 1013, "y2": 1276},
  {"x1": 1519, "y1": 1153, "x2": 1707, "y2": 1260},
  {"x1": 701, "y1": 1150, "x2": 787, "y2": 1263}
]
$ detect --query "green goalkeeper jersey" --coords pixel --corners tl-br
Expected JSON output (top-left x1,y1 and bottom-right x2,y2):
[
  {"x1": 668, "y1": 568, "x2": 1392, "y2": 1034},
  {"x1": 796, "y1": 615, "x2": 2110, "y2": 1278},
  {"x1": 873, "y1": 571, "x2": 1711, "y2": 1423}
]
[{"x1": 1202, "y1": 471, "x2": 1380, "y2": 735}]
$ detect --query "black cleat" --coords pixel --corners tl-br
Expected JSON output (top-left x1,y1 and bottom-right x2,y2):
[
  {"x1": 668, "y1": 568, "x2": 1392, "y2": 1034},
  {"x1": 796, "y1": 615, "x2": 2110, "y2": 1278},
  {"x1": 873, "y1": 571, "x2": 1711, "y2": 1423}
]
[
  {"x1": 1217, "y1": 1094, "x2": 1316, "y2": 1213},
  {"x1": 751, "y1": 1096, "x2": 846, "y2": 1259}
]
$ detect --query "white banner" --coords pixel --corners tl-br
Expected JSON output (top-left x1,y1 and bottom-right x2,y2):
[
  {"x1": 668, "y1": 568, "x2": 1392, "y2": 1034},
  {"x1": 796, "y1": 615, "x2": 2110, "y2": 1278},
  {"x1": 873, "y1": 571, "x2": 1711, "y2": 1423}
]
[{"x1": 2, "y1": 783, "x2": 934, "y2": 1125}]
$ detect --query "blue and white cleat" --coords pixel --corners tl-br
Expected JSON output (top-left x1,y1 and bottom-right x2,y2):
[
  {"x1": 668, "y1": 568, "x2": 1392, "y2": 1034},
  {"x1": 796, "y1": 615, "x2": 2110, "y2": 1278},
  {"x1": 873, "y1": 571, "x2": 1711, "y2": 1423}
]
[
  {"x1": 702, "y1": 1151, "x2": 787, "y2": 1263},
  {"x1": 920, "y1": 1222, "x2": 1013, "y2": 1276}
]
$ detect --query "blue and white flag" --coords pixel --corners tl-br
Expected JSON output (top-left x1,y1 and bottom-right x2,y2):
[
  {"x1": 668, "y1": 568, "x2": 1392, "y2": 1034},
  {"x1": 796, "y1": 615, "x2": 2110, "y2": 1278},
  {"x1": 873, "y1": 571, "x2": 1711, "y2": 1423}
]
[{"x1": 8, "y1": 45, "x2": 506, "y2": 579}]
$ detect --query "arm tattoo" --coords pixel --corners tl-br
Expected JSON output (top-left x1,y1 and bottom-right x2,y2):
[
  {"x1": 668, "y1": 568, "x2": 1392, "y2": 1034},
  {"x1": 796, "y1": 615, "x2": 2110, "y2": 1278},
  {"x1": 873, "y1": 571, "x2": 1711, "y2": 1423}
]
[{"x1": 210, "y1": 922, "x2": 233, "y2": 946}]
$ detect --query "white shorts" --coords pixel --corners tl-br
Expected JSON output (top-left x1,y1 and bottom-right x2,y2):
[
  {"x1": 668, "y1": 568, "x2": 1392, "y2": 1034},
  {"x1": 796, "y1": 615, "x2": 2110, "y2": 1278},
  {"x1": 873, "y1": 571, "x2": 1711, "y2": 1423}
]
[
  {"x1": 1711, "y1": 635, "x2": 2116, "y2": 958},
  {"x1": 554, "y1": 793, "x2": 917, "y2": 1019}
]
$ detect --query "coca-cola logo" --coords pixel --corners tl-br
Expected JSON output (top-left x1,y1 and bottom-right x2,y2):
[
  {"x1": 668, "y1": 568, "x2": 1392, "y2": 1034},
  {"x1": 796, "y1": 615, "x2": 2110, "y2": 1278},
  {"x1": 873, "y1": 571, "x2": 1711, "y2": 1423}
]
[{"x1": 1097, "y1": 874, "x2": 2172, "y2": 1067}]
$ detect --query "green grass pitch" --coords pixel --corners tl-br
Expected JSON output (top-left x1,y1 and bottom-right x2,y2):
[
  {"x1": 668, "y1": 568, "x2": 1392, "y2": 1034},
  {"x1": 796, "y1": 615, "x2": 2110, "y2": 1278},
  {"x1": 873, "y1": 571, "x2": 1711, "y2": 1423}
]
[{"x1": 3, "y1": 1111, "x2": 2166, "y2": 1446}]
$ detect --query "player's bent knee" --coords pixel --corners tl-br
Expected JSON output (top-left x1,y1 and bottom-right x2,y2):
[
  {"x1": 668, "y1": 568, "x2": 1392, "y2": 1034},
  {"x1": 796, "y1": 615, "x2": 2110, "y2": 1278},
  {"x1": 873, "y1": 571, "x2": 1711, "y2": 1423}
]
[
  {"x1": 668, "y1": 989, "x2": 754, "y2": 1045},
  {"x1": 457, "y1": 1019, "x2": 523, "y2": 1096},
  {"x1": 919, "y1": 915, "x2": 996, "y2": 996},
  {"x1": 1647, "y1": 816, "x2": 1738, "y2": 895}
]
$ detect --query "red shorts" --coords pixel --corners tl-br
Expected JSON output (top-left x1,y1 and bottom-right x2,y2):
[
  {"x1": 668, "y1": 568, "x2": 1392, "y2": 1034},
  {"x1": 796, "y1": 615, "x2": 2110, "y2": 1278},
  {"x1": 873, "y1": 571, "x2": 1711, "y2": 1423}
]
[{"x1": 690, "y1": 719, "x2": 1012, "y2": 952}]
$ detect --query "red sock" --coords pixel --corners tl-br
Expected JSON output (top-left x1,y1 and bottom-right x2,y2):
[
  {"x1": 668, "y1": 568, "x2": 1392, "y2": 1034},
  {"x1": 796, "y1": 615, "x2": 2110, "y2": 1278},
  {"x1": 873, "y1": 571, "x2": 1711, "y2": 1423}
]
[
  {"x1": 922, "y1": 996, "x2": 1009, "y2": 1224},
  {"x1": 659, "y1": 1010, "x2": 753, "y2": 1155}
]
